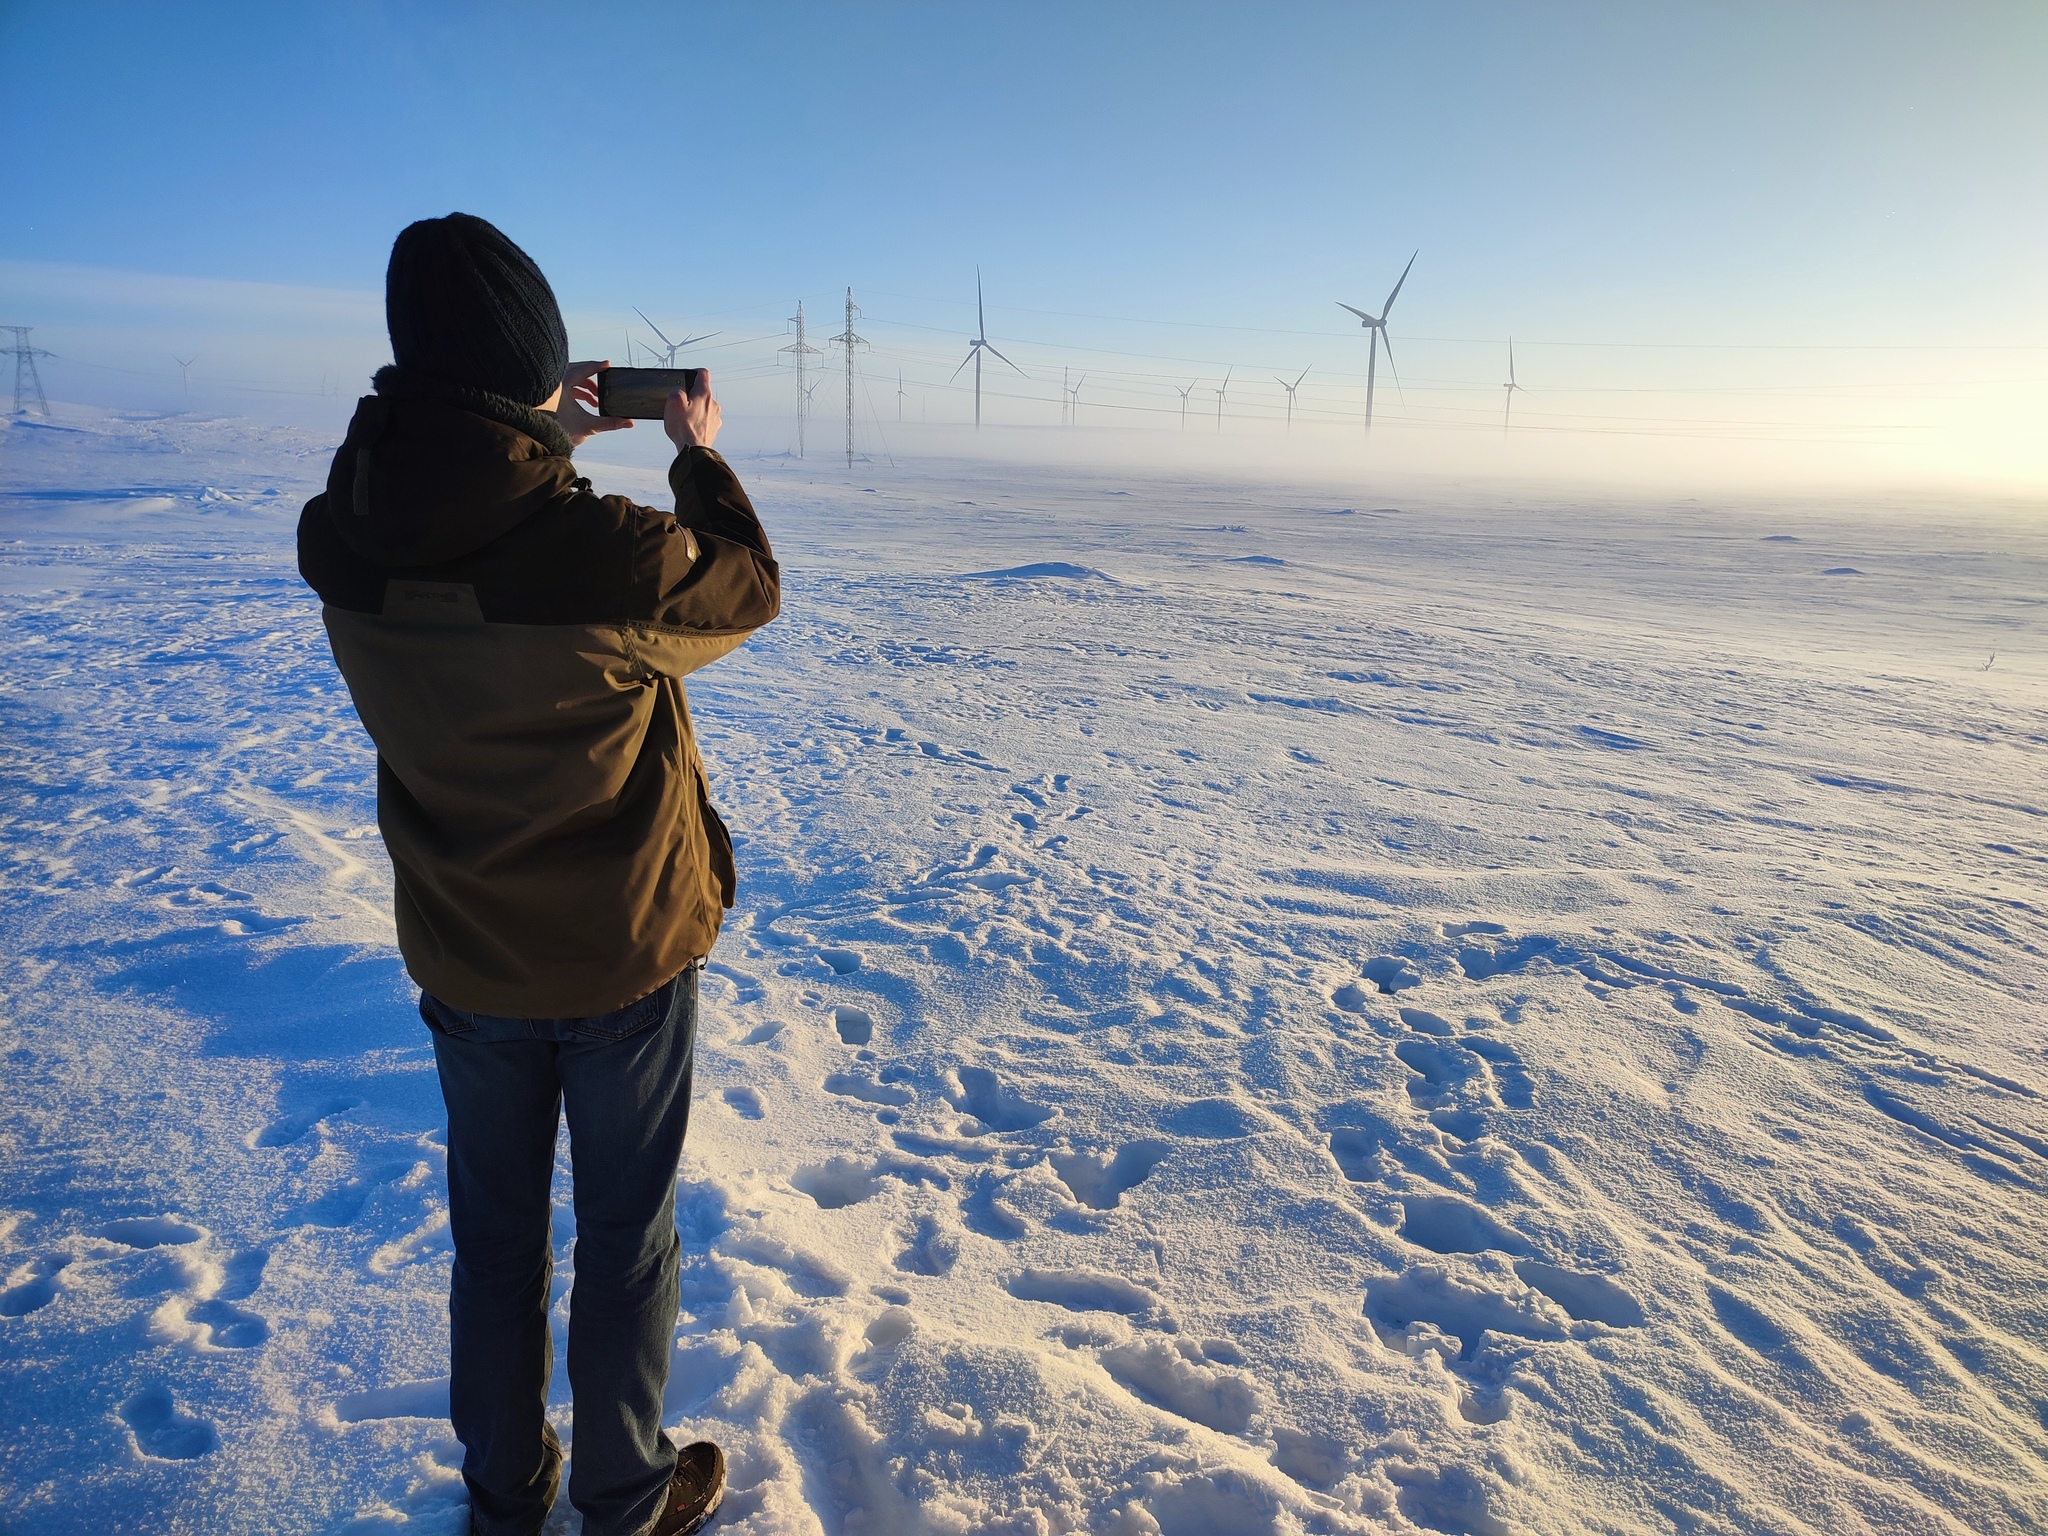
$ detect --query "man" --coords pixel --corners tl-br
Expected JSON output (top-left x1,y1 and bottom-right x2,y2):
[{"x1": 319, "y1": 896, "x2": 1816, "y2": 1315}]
[{"x1": 298, "y1": 213, "x2": 778, "y2": 1536}]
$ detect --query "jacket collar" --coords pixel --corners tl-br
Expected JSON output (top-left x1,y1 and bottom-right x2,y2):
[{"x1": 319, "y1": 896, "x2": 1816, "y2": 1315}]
[{"x1": 372, "y1": 364, "x2": 576, "y2": 458}]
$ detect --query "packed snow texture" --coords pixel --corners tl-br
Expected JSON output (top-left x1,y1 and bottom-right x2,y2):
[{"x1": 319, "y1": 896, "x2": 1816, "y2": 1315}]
[{"x1": 2, "y1": 408, "x2": 2045, "y2": 1535}]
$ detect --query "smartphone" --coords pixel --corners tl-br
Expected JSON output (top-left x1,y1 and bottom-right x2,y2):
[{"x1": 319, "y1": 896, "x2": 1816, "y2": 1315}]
[{"x1": 597, "y1": 367, "x2": 704, "y2": 419}]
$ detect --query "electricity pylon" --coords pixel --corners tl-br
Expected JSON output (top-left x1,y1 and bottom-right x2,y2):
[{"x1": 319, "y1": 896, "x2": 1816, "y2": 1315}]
[
  {"x1": 779, "y1": 301, "x2": 823, "y2": 458},
  {"x1": 828, "y1": 288, "x2": 868, "y2": 470},
  {"x1": 4, "y1": 327, "x2": 52, "y2": 417}
]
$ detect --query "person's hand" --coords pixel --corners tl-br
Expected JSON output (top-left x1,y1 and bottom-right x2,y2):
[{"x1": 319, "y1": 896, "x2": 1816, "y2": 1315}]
[
  {"x1": 664, "y1": 369, "x2": 721, "y2": 451},
  {"x1": 551, "y1": 360, "x2": 633, "y2": 449}
]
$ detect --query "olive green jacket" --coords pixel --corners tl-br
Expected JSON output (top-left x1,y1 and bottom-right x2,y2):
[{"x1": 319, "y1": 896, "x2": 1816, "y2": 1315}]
[{"x1": 297, "y1": 390, "x2": 778, "y2": 1016}]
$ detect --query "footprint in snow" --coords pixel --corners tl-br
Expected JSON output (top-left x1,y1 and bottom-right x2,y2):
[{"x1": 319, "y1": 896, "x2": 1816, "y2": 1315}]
[
  {"x1": 894, "y1": 1215, "x2": 960, "y2": 1276},
  {"x1": 99, "y1": 1216, "x2": 205, "y2": 1249},
  {"x1": 1398, "y1": 1006, "x2": 1455, "y2": 1036},
  {"x1": 1362, "y1": 956, "x2": 1423, "y2": 994},
  {"x1": 1395, "y1": 1039, "x2": 1491, "y2": 1106},
  {"x1": 1051, "y1": 1139, "x2": 1171, "y2": 1210},
  {"x1": 333, "y1": 1378, "x2": 452, "y2": 1423},
  {"x1": 120, "y1": 1386, "x2": 218, "y2": 1460},
  {"x1": 704, "y1": 960, "x2": 765, "y2": 1006},
  {"x1": 824, "y1": 1070, "x2": 914, "y2": 1109},
  {"x1": 1098, "y1": 1338, "x2": 1260, "y2": 1435},
  {"x1": 0, "y1": 1253, "x2": 72, "y2": 1317},
  {"x1": 792, "y1": 1154, "x2": 948, "y2": 1210},
  {"x1": 1007, "y1": 1266, "x2": 1171, "y2": 1326},
  {"x1": 250, "y1": 1095, "x2": 362, "y2": 1149},
  {"x1": 948, "y1": 1066, "x2": 1055, "y2": 1131},
  {"x1": 1514, "y1": 1261, "x2": 1645, "y2": 1327},
  {"x1": 293, "y1": 1158, "x2": 420, "y2": 1228},
  {"x1": 1400, "y1": 1196, "x2": 1535, "y2": 1257},
  {"x1": 959, "y1": 1170, "x2": 1030, "y2": 1240},
  {"x1": 178, "y1": 1247, "x2": 273, "y2": 1349},
  {"x1": 721, "y1": 1086, "x2": 764, "y2": 1120}
]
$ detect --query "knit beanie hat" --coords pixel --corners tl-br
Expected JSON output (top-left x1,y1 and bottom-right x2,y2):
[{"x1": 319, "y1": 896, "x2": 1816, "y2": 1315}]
[{"x1": 384, "y1": 214, "x2": 568, "y2": 407}]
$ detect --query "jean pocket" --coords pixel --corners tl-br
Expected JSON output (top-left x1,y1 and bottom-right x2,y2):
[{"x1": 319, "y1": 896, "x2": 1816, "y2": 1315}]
[
  {"x1": 566, "y1": 977, "x2": 677, "y2": 1044},
  {"x1": 418, "y1": 992, "x2": 477, "y2": 1037}
]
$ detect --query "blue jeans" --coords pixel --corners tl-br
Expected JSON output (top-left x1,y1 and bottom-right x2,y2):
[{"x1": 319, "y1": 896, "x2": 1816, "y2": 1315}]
[{"x1": 421, "y1": 968, "x2": 700, "y2": 1536}]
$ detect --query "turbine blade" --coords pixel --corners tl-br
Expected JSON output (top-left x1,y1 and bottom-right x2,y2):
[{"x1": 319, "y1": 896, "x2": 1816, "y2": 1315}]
[
  {"x1": 1380, "y1": 331, "x2": 1402, "y2": 400},
  {"x1": 636, "y1": 308, "x2": 677, "y2": 350},
  {"x1": 949, "y1": 345, "x2": 979, "y2": 384},
  {"x1": 1382, "y1": 250, "x2": 1417, "y2": 317},
  {"x1": 1336, "y1": 302, "x2": 1375, "y2": 324},
  {"x1": 1508, "y1": 337, "x2": 1516, "y2": 386},
  {"x1": 1294, "y1": 365, "x2": 1311, "y2": 387},
  {"x1": 977, "y1": 269, "x2": 985, "y2": 340},
  {"x1": 982, "y1": 341, "x2": 1026, "y2": 376}
]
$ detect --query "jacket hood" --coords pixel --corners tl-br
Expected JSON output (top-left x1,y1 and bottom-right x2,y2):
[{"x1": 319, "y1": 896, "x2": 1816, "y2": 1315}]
[{"x1": 324, "y1": 392, "x2": 580, "y2": 567}]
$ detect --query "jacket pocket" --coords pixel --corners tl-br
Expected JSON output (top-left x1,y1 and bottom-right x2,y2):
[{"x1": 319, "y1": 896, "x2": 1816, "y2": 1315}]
[{"x1": 698, "y1": 771, "x2": 737, "y2": 909}]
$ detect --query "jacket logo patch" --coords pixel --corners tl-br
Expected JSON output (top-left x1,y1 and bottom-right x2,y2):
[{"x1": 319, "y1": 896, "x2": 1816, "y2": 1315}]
[{"x1": 382, "y1": 580, "x2": 484, "y2": 625}]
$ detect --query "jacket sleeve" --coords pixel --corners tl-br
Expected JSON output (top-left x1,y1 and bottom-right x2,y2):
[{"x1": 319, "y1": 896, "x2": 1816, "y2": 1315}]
[{"x1": 624, "y1": 447, "x2": 780, "y2": 678}]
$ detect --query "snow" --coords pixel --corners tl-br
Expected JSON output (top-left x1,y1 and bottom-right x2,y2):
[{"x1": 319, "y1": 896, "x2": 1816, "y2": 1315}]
[{"x1": 2, "y1": 406, "x2": 2046, "y2": 1535}]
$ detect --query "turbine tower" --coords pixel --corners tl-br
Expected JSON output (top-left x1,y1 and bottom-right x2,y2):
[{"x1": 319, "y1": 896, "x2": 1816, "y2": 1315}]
[
  {"x1": 829, "y1": 287, "x2": 868, "y2": 470},
  {"x1": 634, "y1": 308, "x2": 718, "y2": 365},
  {"x1": 779, "y1": 301, "x2": 823, "y2": 458},
  {"x1": 1501, "y1": 338, "x2": 1526, "y2": 431},
  {"x1": 949, "y1": 269, "x2": 1024, "y2": 428},
  {"x1": 1274, "y1": 366, "x2": 1309, "y2": 427},
  {"x1": 1213, "y1": 367, "x2": 1232, "y2": 431},
  {"x1": 1337, "y1": 250, "x2": 1416, "y2": 432}
]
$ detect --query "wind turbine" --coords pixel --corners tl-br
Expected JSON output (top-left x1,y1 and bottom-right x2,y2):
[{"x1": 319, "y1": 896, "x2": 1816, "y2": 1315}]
[
  {"x1": 897, "y1": 370, "x2": 906, "y2": 422},
  {"x1": 1274, "y1": 366, "x2": 1309, "y2": 427},
  {"x1": 1066, "y1": 372, "x2": 1086, "y2": 424},
  {"x1": 949, "y1": 269, "x2": 1024, "y2": 427},
  {"x1": 634, "y1": 308, "x2": 718, "y2": 365},
  {"x1": 1501, "y1": 338, "x2": 1526, "y2": 431},
  {"x1": 1173, "y1": 381, "x2": 1197, "y2": 427},
  {"x1": 1337, "y1": 250, "x2": 1415, "y2": 432},
  {"x1": 1213, "y1": 367, "x2": 1232, "y2": 430},
  {"x1": 174, "y1": 357, "x2": 195, "y2": 398}
]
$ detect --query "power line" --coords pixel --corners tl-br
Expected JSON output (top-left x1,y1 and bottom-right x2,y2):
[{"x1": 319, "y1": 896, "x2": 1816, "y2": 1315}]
[{"x1": 849, "y1": 286, "x2": 2048, "y2": 352}]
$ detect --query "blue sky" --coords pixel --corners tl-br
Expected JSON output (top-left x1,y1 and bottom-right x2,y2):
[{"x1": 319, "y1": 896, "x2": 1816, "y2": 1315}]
[{"x1": 3, "y1": 2, "x2": 2043, "y2": 485}]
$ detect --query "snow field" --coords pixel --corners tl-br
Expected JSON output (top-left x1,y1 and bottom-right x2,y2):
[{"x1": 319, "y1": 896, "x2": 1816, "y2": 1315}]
[{"x1": 2, "y1": 410, "x2": 2045, "y2": 1535}]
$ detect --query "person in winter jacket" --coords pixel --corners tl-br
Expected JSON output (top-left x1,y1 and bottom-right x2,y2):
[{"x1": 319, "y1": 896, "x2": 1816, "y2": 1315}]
[{"x1": 298, "y1": 212, "x2": 775, "y2": 1536}]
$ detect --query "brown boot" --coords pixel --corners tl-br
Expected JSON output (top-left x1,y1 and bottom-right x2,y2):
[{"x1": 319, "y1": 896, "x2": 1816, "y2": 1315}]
[{"x1": 645, "y1": 1442, "x2": 726, "y2": 1536}]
